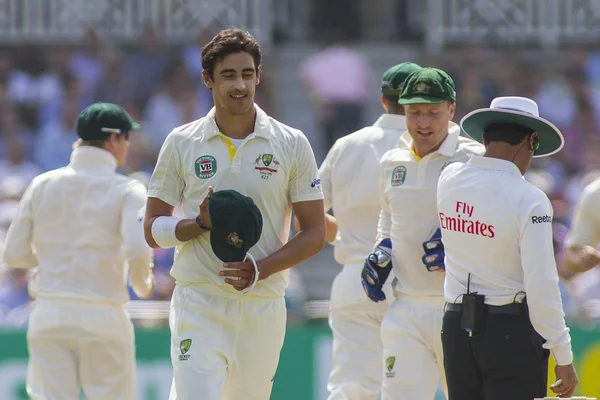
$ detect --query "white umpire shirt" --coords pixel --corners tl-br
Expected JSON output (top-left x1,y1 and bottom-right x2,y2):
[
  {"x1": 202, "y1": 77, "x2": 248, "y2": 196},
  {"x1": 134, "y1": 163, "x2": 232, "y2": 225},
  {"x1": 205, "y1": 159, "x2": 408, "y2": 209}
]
[
  {"x1": 437, "y1": 155, "x2": 573, "y2": 365},
  {"x1": 147, "y1": 105, "x2": 323, "y2": 298},
  {"x1": 2, "y1": 146, "x2": 153, "y2": 306},
  {"x1": 377, "y1": 122, "x2": 484, "y2": 296},
  {"x1": 319, "y1": 113, "x2": 407, "y2": 266}
]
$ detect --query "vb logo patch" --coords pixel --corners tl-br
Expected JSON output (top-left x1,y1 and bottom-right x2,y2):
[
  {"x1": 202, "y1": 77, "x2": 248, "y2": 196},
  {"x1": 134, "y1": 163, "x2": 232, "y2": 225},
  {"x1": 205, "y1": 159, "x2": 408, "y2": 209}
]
[
  {"x1": 391, "y1": 166, "x2": 407, "y2": 187},
  {"x1": 179, "y1": 339, "x2": 192, "y2": 361},
  {"x1": 195, "y1": 155, "x2": 217, "y2": 179},
  {"x1": 385, "y1": 356, "x2": 396, "y2": 378}
]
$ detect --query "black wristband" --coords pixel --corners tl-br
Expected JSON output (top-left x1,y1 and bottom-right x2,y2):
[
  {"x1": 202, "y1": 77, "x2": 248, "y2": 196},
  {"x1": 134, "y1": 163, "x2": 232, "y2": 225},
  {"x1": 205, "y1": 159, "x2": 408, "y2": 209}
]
[{"x1": 195, "y1": 215, "x2": 211, "y2": 231}]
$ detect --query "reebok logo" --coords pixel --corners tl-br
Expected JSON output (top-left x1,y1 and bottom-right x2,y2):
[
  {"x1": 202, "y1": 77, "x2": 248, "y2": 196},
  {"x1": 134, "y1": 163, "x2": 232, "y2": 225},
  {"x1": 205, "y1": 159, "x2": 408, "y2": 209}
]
[{"x1": 532, "y1": 215, "x2": 552, "y2": 224}]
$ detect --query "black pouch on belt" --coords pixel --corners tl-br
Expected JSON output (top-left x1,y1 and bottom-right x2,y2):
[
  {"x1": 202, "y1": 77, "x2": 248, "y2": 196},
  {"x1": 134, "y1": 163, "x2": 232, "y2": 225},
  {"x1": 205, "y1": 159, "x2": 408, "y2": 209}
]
[{"x1": 460, "y1": 292, "x2": 486, "y2": 336}]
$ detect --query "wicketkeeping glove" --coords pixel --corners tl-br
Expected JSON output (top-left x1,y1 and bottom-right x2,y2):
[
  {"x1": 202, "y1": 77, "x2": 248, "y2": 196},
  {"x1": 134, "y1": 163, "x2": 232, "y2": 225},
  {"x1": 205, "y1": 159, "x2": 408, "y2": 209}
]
[
  {"x1": 361, "y1": 238, "x2": 393, "y2": 302},
  {"x1": 422, "y1": 228, "x2": 445, "y2": 271}
]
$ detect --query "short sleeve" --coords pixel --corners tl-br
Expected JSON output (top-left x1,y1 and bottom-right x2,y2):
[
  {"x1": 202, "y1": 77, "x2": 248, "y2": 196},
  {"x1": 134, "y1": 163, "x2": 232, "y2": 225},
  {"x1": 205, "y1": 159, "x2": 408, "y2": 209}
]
[
  {"x1": 147, "y1": 132, "x2": 185, "y2": 207},
  {"x1": 289, "y1": 132, "x2": 324, "y2": 203},
  {"x1": 376, "y1": 154, "x2": 392, "y2": 241},
  {"x1": 318, "y1": 140, "x2": 342, "y2": 212},
  {"x1": 566, "y1": 181, "x2": 600, "y2": 247}
]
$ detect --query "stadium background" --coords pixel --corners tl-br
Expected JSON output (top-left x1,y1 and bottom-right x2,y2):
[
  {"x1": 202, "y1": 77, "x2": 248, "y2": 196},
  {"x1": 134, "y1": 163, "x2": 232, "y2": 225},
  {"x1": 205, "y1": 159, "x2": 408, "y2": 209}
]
[{"x1": 1, "y1": 0, "x2": 600, "y2": 398}]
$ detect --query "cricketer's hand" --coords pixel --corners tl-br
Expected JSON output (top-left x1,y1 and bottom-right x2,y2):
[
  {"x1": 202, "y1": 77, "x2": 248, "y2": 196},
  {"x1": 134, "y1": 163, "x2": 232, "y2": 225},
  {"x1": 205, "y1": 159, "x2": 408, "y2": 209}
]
[
  {"x1": 361, "y1": 238, "x2": 393, "y2": 302},
  {"x1": 422, "y1": 228, "x2": 445, "y2": 272}
]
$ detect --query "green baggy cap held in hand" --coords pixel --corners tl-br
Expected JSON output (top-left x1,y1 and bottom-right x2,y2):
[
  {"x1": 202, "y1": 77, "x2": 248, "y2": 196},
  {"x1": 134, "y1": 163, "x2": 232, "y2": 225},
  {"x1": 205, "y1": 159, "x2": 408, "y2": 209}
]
[{"x1": 208, "y1": 189, "x2": 263, "y2": 263}]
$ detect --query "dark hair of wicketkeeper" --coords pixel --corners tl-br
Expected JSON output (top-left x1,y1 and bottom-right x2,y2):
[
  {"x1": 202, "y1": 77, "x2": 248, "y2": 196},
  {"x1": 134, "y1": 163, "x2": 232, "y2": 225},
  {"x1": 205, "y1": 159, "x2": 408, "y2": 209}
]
[
  {"x1": 483, "y1": 123, "x2": 535, "y2": 146},
  {"x1": 201, "y1": 28, "x2": 262, "y2": 79}
]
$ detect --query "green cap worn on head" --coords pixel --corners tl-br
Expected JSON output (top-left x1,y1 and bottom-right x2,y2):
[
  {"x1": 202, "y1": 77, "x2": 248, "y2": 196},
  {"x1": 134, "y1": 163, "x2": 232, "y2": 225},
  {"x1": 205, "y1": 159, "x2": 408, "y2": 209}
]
[
  {"x1": 76, "y1": 102, "x2": 140, "y2": 141},
  {"x1": 398, "y1": 67, "x2": 456, "y2": 105},
  {"x1": 208, "y1": 190, "x2": 263, "y2": 263},
  {"x1": 381, "y1": 62, "x2": 422, "y2": 101}
]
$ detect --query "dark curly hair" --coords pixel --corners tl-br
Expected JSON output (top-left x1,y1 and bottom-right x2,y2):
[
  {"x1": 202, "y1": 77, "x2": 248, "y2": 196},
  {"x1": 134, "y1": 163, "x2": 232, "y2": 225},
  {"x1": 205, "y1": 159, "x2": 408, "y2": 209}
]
[{"x1": 201, "y1": 29, "x2": 262, "y2": 79}]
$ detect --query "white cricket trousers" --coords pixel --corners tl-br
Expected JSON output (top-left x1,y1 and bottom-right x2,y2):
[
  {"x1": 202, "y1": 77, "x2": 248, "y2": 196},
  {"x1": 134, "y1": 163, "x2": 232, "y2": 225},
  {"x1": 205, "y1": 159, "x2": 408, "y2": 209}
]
[
  {"x1": 327, "y1": 263, "x2": 393, "y2": 400},
  {"x1": 168, "y1": 282, "x2": 287, "y2": 400},
  {"x1": 380, "y1": 294, "x2": 447, "y2": 400},
  {"x1": 26, "y1": 298, "x2": 136, "y2": 400}
]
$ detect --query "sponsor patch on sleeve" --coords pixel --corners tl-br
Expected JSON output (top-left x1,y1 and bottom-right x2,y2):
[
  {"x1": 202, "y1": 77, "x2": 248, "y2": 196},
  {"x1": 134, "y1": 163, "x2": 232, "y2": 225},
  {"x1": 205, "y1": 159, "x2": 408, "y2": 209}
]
[
  {"x1": 311, "y1": 178, "x2": 321, "y2": 190},
  {"x1": 531, "y1": 215, "x2": 552, "y2": 224}
]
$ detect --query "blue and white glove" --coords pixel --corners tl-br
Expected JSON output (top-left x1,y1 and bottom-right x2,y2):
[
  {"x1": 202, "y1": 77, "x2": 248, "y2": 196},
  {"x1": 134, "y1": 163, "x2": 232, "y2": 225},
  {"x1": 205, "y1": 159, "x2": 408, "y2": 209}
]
[
  {"x1": 422, "y1": 228, "x2": 445, "y2": 272},
  {"x1": 361, "y1": 238, "x2": 393, "y2": 302}
]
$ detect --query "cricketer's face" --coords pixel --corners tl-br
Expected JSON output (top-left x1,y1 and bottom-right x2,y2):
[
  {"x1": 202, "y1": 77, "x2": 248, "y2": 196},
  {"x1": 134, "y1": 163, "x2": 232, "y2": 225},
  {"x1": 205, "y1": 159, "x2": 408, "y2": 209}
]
[
  {"x1": 204, "y1": 52, "x2": 260, "y2": 116},
  {"x1": 404, "y1": 101, "x2": 456, "y2": 157}
]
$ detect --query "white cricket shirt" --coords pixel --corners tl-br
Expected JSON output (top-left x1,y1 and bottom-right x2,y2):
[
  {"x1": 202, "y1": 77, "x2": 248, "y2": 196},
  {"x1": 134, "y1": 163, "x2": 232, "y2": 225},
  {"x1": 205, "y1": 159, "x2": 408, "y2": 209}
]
[
  {"x1": 147, "y1": 105, "x2": 323, "y2": 298},
  {"x1": 437, "y1": 155, "x2": 573, "y2": 365},
  {"x1": 2, "y1": 146, "x2": 153, "y2": 306},
  {"x1": 378, "y1": 123, "x2": 484, "y2": 296},
  {"x1": 566, "y1": 177, "x2": 600, "y2": 249},
  {"x1": 319, "y1": 114, "x2": 407, "y2": 265},
  {"x1": 565, "y1": 178, "x2": 600, "y2": 321}
]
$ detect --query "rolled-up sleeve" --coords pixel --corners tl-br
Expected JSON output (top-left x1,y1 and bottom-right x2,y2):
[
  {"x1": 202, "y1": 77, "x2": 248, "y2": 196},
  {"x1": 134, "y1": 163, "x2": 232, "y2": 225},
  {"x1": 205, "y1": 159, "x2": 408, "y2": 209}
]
[{"x1": 520, "y1": 193, "x2": 573, "y2": 365}]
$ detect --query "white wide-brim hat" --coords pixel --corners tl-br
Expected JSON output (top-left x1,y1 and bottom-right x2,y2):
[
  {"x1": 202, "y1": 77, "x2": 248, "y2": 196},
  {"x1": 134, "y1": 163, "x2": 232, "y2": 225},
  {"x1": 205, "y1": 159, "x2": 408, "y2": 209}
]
[{"x1": 460, "y1": 96, "x2": 565, "y2": 158}]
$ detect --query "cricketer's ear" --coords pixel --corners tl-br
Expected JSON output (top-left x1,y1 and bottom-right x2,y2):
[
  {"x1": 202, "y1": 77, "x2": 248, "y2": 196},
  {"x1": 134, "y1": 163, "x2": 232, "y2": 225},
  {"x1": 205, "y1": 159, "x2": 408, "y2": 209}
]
[
  {"x1": 447, "y1": 101, "x2": 456, "y2": 120},
  {"x1": 202, "y1": 70, "x2": 213, "y2": 91},
  {"x1": 380, "y1": 96, "x2": 388, "y2": 112}
]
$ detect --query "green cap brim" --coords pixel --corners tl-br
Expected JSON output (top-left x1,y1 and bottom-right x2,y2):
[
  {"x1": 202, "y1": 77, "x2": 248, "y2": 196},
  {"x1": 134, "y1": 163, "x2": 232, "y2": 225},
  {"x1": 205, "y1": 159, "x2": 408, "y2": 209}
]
[
  {"x1": 398, "y1": 95, "x2": 448, "y2": 105},
  {"x1": 131, "y1": 122, "x2": 141, "y2": 131},
  {"x1": 460, "y1": 109, "x2": 565, "y2": 158}
]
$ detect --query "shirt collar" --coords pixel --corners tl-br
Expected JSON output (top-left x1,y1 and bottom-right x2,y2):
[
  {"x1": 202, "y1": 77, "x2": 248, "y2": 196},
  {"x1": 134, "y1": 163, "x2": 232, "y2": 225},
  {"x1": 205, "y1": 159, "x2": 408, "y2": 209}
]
[
  {"x1": 436, "y1": 122, "x2": 461, "y2": 156},
  {"x1": 372, "y1": 114, "x2": 407, "y2": 130},
  {"x1": 69, "y1": 146, "x2": 117, "y2": 172},
  {"x1": 204, "y1": 104, "x2": 273, "y2": 140},
  {"x1": 467, "y1": 155, "x2": 523, "y2": 177},
  {"x1": 397, "y1": 121, "x2": 461, "y2": 157}
]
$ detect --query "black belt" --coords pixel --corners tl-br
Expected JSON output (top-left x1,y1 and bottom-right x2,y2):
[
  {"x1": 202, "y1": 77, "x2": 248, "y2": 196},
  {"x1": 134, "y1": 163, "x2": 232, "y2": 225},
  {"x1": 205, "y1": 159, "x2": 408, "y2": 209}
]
[{"x1": 445, "y1": 302, "x2": 525, "y2": 315}]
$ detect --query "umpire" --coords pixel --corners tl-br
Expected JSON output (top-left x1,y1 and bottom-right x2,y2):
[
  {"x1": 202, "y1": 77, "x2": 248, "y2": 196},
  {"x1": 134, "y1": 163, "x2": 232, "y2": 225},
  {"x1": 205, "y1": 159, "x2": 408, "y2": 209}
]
[{"x1": 436, "y1": 96, "x2": 578, "y2": 399}]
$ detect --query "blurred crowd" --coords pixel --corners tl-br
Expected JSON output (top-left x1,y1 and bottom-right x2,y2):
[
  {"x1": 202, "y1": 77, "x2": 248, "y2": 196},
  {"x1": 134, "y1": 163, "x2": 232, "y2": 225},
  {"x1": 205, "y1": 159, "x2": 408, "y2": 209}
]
[
  {"x1": 0, "y1": 25, "x2": 215, "y2": 326},
  {"x1": 0, "y1": 26, "x2": 599, "y2": 328}
]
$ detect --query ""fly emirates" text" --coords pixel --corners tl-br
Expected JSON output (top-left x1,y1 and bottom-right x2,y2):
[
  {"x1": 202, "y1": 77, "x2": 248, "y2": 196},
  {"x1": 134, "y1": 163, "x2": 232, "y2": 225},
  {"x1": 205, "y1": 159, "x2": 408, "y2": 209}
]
[{"x1": 439, "y1": 201, "x2": 495, "y2": 238}]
